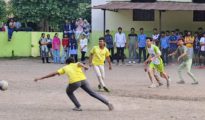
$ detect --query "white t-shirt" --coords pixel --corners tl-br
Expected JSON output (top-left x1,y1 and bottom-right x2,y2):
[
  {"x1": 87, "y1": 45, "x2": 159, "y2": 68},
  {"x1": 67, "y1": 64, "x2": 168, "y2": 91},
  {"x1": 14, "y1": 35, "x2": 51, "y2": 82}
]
[
  {"x1": 147, "y1": 45, "x2": 161, "y2": 65},
  {"x1": 200, "y1": 37, "x2": 205, "y2": 51},
  {"x1": 80, "y1": 38, "x2": 88, "y2": 52},
  {"x1": 114, "y1": 32, "x2": 126, "y2": 47}
]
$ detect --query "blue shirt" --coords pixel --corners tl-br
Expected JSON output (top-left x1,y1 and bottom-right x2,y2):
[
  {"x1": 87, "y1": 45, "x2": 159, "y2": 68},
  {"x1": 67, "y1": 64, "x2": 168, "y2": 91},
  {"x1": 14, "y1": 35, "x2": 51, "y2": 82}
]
[
  {"x1": 160, "y1": 36, "x2": 169, "y2": 49},
  {"x1": 138, "y1": 34, "x2": 147, "y2": 48},
  {"x1": 105, "y1": 34, "x2": 114, "y2": 48},
  {"x1": 169, "y1": 35, "x2": 178, "y2": 50}
]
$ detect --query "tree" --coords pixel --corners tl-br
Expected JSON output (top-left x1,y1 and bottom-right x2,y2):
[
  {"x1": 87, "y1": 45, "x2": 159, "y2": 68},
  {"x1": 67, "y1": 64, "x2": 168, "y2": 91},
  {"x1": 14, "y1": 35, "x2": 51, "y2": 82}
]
[
  {"x1": 10, "y1": 0, "x2": 91, "y2": 31},
  {"x1": 0, "y1": 0, "x2": 7, "y2": 22}
]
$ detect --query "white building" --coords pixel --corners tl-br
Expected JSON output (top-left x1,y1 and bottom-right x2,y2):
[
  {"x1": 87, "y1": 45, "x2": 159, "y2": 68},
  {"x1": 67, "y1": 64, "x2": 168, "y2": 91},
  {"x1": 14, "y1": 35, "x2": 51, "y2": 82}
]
[{"x1": 92, "y1": 0, "x2": 205, "y2": 37}]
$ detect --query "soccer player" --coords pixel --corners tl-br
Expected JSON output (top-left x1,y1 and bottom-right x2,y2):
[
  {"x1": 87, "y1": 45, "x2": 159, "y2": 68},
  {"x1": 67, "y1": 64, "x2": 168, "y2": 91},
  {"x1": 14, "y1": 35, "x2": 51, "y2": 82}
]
[
  {"x1": 34, "y1": 57, "x2": 114, "y2": 111},
  {"x1": 89, "y1": 37, "x2": 112, "y2": 92},
  {"x1": 169, "y1": 38, "x2": 198, "y2": 85},
  {"x1": 144, "y1": 61, "x2": 163, "y2": 88},
  {"x1": 144, "y1": 37, "x2": 170, "y2": 88}
]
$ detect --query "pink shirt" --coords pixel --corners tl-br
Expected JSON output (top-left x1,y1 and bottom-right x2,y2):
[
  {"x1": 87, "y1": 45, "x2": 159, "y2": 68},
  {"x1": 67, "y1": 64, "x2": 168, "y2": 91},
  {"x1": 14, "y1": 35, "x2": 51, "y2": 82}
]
[{"x1": 52, "y1": 36, "x2": 61, "y2": 50}]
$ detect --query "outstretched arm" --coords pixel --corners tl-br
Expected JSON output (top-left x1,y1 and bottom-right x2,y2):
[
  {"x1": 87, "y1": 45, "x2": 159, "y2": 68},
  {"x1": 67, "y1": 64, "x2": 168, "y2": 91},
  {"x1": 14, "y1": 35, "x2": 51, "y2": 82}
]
[
  {"x1": 34, "y1": 72, "x2": 60, "y2": 82},
  {"x1": 77, "y1": 62, "x2": 89, "y2": 70}
]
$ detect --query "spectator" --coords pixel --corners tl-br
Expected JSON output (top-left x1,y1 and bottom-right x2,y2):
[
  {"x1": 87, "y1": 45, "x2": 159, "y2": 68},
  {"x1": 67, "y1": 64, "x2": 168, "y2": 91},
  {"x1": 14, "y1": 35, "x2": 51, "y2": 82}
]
[
  {"x1": 138, "y1": 28, "x2": 147, "y2": 63},
  {"x1": 160, "y1": 31, "x2": 169, "y2": 65},
  {"x1": 128, "y1": 28, "x2": 138, "y2": 64},
  {"x1": 39, "y1": 33, "x2": 49, "y2": 63},
  {"x1": 105, "y1": 29, "x2": 114, "y2": 63},
  {"x1": 198, "y1": 27, "x2": 203, "y2": 39},
  {"x1": 193, "y1": 32, "x2": 200, "y2": 66},
  {"x1": 79, "y1": 33, "x2": 88, "y2": 63},
  {"x1": 61, "y1": 34, "x2": 70, "y2": 64},
  {"x1": 75, "y1": 18, "x2": 84, "y2": 40},
  {"x1": 8, "y1": 18, "x2": 16, "y2": 41},
  {"x1": 83, "y1": 19, "x2": 91, "y2": 41},
  {"x1": 184, "y1": 31, "x2": 194, "y2": 65},
  {"x1": 52, "y1": 33, "x2": 61, "y2": 64},
  {"x1": 169, "y1": 31, "x2": 178, "y2": 63},
  {"x1": 64, "y1": 20, "x2": 73, "y2": 38},
  {"x1": 152, "y1": 28, "x2": 160, "y2": 46},
  {"x1": 70, "y1": 34, "x2": 78, "y2": 62},
  {"x1": 114, "y1": 27, "x2": 126, "y2": 65},
  {"x1": 0, "y1": 22, "x2": 6, "y2": 32},
  {"x1": 15, "y1": 19, "x2": 22, "y2": 31},
  {"x1": 47, "y1": 34, "x2": 53, "y2": 61},
  {"x1": 175, "y1": 29, "x2": 181, "y2": 40},
  {"x1": 199, "y1": 32, "x2": 205, "y2": 68}
]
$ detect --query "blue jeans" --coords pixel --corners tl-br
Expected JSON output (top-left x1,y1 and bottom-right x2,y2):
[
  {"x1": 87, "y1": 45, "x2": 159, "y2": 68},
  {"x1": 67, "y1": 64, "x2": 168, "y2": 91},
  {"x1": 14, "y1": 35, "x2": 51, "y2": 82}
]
[
  {"x1": 61, "y1": 47, "x2": 69, "y2": 64},
  {"x1": 8, "y1": 28, "x2": 14, "y2": 40},
  {"x1": 53, "y1": 49, "x2": 60, "y2": 64}
]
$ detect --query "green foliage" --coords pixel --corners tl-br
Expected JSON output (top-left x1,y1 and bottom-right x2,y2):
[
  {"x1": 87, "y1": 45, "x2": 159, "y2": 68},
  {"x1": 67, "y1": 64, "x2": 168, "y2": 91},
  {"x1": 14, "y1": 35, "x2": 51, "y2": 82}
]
[
  {"x1": 10, "y1": 0, "x2": 91, "y2": 31},
  {"x1": 0, "y1": 0, "x2": 7, "y2": 22}
]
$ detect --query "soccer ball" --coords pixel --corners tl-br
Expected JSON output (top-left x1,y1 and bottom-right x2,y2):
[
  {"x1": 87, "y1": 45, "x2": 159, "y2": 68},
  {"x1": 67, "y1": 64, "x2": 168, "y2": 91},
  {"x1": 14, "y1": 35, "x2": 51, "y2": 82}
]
[{"x1": 0, "y1": 80, "x2": 8, "y2": 91}]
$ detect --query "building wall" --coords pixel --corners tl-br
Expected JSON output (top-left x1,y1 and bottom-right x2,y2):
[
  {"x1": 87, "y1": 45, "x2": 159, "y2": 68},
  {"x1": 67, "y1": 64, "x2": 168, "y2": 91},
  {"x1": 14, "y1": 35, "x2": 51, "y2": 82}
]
[
  {"x1": 92, "y1": 0, "x2": 205, "y2": 33},
  {"x1": 105, "y1": 10, "x2": 205, "y2": 32},
  {"x1": 108, "y1": 0, "x2": 192, "y2": 2},
  {"x1": 0, "y1": 32, "x2": 63, "y2": 57}
]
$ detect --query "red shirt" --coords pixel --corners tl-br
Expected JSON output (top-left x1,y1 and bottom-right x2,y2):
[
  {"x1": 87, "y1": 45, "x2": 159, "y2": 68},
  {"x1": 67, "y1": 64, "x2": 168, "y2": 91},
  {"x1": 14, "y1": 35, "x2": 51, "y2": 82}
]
[{"x1": 62, "y1": 38, "x2": 69, "y2": 47}]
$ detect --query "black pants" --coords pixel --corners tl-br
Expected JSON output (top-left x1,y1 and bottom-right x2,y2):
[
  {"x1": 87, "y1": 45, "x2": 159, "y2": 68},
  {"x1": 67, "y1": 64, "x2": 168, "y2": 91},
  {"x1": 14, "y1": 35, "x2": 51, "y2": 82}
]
[
  {"x1": 138, "y1": 47, "x2": 146, "y2": 63},
  {"x1": 116, "y1": 47, "x2": 125, "y2": 63},
  {"x1": 71, "y1": 54, "x2": 78, "y2": 62},
  {"x1": 108, "y1": 48, "x2": 114, "y2": 62},
  {"x1": 162, "y1": 48, "x2": 169, "y2": 64},
  {"x1": 66, "y1": 80, "x2": 109, "y2": 108},
  {"x1": 81, "y1": 51, "x2": 86, "y2": 62}
]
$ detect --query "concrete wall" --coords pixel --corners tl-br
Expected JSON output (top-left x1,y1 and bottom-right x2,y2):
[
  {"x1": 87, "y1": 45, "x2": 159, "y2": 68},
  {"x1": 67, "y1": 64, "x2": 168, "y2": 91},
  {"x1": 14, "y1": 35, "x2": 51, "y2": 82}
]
[
  {"x1": 92, "y1": 0, "x2": 205, "y2": 33},
  {"x1": 108, "y1": 0, "x2": 192, "y2": 2},
  {"x1": 0, "y1": 32, "x2": 63, "y2": 57},
  {"x1": 105, "y1": 10, "x2": 205, "y2": 32}
]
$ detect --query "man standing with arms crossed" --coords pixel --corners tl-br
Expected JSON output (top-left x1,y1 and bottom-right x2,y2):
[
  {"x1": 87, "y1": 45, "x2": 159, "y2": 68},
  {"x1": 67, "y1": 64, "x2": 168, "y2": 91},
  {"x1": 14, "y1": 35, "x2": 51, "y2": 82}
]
[{"x1": 89, "y1": 37, "x2": 112, "y2": 92}]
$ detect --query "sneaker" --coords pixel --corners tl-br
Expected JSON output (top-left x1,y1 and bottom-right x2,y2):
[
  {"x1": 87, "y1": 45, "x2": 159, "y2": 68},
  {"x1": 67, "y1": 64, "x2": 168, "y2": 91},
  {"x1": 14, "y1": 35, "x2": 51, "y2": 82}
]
[
  {"x1": 72, "y1": 107, "x2": 82, "y2": 111},
  {"x1": 158, "y1": 82, "x2": 163, "y2": 86},
  {"x1": 166, "y1": 80, "x2": 170, "y2": 88},
  {"x1": 98, "y1": 84, "x2": 102, "y2": 89},
  {"x1": 168, "y1": 76, "x2": 171, "y2": 82},
  {"x1": 103, "y1": 87, "x2": 110, "y2": 92},
  {"x1": 191, "y1": 81, "x2": 199, "y2": 85},
  {"x1": 128, "y1": 61, "x2": 132, "y2": 64},
  {"x1": 107, "y1": 103, "x2": 114, "y2": 111},
  {"x1": 148, "y1": 84, "x2": 157, "y2": 88},
  {"x1": 132, "y1": 61, "x2": 136, "y2": 64},
  {"x1": 177, "y1": 80, "x2": 185, "y2": 84}
]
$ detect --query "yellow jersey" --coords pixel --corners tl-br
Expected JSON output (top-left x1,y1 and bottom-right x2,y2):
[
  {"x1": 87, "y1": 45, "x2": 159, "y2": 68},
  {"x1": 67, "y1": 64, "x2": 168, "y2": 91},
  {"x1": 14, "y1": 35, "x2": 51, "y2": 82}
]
[
  {"x1": 90, "y1": 46, "x2": 110, "y2": 66},
  {"x1": 57, "y1": 63, "x2": 86, "y2": 84},
  {"x1": 185, "y1": 36, "x2": 194, "y2": 48}
]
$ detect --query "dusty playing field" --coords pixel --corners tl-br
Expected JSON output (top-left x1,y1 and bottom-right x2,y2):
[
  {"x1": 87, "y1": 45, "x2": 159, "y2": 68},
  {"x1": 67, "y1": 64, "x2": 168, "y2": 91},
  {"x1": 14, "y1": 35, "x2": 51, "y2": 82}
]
[{"x1": 0, "y1": 59, "x2": 205, "y2": 120}]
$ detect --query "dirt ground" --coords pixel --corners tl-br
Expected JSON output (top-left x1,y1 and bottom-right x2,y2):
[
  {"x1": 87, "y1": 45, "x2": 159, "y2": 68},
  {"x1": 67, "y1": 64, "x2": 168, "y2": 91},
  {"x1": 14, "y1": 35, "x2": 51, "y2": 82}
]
[{"x1": 0, "y1": 59, "x2": 205, "y2": 120}]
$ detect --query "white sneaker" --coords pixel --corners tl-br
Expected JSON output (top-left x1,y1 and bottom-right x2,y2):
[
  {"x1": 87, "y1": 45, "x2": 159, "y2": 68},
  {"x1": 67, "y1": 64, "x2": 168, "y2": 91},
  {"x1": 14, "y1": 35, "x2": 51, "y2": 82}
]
[
  {"x1": 132, "y1": 61, "x2": 136, "y2": 64},
  {"x1": 128, "y1": 61, "x2": 132, "y2": 64},
  {"x1": 148, "y1": 84, "x2": 157, "y2": 88}
]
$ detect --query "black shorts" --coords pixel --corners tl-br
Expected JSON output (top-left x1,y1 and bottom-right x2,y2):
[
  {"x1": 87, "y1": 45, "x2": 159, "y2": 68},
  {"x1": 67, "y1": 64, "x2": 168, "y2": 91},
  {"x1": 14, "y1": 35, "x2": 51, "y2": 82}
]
[{"x1": 200, "y1": 51, "x2": 205, "y2": 57}]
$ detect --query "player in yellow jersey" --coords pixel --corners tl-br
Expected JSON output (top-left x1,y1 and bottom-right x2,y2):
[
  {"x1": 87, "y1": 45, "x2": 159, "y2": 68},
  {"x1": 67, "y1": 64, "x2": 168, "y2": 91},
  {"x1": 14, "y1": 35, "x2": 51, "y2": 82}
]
[
  {"x1": 89, "y1": 37, "x2": 112, "y2": 92},
  {"x1": 34, "y1": 57, "x2": 113, "y2": 111}
]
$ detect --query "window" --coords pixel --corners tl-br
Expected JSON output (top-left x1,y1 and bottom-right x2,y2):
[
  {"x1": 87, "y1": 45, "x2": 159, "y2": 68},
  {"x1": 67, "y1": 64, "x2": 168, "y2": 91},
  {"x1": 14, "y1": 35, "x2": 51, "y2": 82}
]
[
  {"x1": 193, "y1": 0, "x2": 205, "y2": 3},
  {"x1": 193, "y1": 11, "x2": 205, "y2": 21},
  {"x1": 133, "y1": 9, "x2": 154, "y2": 21},
  {"x1": 131, "y1": 0, "x2": 156, "y2": 2}
]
